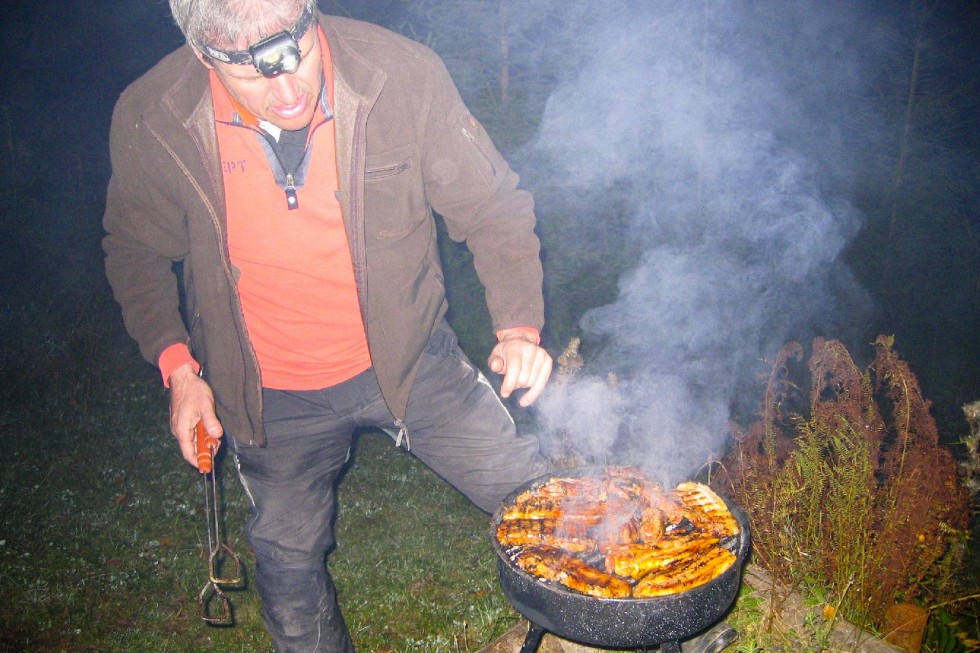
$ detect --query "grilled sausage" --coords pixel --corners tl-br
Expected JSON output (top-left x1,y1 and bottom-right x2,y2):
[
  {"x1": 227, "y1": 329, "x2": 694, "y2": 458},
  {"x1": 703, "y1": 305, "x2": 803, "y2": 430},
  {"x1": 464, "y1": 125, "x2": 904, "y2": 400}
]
[{"x1": 632, "y1": 546, "x2": 737, "y2": 597}]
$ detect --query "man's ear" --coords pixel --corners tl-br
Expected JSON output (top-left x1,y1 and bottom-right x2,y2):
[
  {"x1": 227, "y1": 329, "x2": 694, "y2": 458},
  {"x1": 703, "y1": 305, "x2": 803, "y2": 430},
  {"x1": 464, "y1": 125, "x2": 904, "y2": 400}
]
[{"x1": 192, "y1": 49, "x2": 215, "y2": 69}]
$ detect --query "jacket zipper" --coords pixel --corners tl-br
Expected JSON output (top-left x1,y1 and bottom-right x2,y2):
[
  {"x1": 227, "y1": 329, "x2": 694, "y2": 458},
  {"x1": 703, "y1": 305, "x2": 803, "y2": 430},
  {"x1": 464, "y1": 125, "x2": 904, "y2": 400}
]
[
  {"x1": 153, "y1": 121, "x2": 261, "y2": 446},
  {"x1": 349, "y1": 106, "x2": 369, "y2": 340},
  {"x1": 364, "y1": 160, "x2": 409, "y2": 180}
]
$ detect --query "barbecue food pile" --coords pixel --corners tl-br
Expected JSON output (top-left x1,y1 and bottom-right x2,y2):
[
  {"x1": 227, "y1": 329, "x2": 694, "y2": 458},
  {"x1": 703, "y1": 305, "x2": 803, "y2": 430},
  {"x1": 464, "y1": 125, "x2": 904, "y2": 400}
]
[{"x1": 496, "y1": 467, "x2": 740, "y2": 599}]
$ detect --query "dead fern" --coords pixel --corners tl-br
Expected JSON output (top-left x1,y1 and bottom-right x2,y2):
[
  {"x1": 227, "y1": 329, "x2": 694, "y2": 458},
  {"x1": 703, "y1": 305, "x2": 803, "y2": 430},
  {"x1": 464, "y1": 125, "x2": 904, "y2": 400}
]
[{"x1": 718, "y1": 336, "x2": 973, "y2": 629}]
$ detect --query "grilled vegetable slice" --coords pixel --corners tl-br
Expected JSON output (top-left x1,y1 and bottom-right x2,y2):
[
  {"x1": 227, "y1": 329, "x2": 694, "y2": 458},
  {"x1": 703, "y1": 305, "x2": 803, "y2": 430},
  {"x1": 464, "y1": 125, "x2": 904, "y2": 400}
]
[{"x1": 674, "y1": 482, "x2": 740, "y2": 538}]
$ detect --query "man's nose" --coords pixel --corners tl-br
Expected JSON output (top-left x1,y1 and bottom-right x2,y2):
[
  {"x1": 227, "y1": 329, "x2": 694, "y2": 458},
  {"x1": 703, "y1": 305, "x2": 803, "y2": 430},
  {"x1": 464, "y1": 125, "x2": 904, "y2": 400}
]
[{"x1": 270, "y1": 73, "x2": 301, "y2": 103}]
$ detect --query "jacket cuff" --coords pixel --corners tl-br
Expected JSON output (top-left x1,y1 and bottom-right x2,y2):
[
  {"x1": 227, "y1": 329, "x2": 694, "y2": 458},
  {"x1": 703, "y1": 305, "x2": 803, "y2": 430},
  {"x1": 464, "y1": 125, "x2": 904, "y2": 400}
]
[
  {"x1": 495, "y1": 326, "x2": 541, "y2": 345},
  {"x1": 158, "y1": 343, "x2": 200, "y2": 388}
]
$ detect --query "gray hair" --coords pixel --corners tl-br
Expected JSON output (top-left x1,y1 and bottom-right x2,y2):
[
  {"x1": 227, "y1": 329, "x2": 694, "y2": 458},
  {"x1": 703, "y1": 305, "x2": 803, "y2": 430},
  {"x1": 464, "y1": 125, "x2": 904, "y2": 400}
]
[{"x1": 169, "y1": 0, "x2": 318, "y2": 52}]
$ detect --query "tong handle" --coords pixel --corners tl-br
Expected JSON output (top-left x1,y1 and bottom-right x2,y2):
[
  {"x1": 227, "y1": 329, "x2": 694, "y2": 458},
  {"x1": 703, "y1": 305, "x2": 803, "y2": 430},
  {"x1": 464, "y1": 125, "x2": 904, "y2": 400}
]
[{"x1": 196, "y1": 421, "x2": 220, "y2": 474}]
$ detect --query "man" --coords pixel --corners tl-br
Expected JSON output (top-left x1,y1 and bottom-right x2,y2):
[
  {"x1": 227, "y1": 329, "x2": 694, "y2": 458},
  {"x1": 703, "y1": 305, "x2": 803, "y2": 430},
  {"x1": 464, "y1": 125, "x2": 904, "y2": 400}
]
[{"x1": 103, "y1": 0, "x2": 551, "y2": 650}]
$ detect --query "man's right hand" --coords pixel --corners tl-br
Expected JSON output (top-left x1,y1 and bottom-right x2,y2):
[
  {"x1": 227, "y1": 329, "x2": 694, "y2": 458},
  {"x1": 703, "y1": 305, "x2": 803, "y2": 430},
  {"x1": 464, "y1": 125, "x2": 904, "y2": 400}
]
[{"x1": 168, "y1": 363, "x2": 224, "y2": 468}]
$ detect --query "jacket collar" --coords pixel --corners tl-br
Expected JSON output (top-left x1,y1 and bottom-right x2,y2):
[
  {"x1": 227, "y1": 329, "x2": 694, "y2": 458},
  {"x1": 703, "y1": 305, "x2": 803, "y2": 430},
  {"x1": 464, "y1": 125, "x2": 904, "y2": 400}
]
[
  {"x1": 145, "y1": 49, "x2": 227, "y2": 218},
  {"x1": 185, "y1": 78, "x2": 225, "y2": 208},
  {"x1": 319, "y1": 14, "x2": 386, "y2": 104}
]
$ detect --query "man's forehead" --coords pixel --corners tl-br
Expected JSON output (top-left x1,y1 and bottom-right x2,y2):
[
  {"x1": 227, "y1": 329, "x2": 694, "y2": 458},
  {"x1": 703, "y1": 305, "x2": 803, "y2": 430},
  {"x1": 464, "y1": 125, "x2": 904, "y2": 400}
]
[{"x1": 209, "y1": 3, "x2": 309, "y2": 50}]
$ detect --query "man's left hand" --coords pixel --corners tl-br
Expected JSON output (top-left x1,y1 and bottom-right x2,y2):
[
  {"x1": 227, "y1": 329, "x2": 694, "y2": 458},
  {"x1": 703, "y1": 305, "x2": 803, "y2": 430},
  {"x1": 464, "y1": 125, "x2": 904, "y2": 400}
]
[{"x1": 488, "y1": 328, "x2": 553, "y2": 407}]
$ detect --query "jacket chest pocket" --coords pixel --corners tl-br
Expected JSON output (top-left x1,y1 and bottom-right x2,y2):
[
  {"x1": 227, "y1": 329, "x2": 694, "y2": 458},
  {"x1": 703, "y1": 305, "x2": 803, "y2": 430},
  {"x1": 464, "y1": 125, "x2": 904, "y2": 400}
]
[{"x1": 364, "y1": 144, "x2": 427, "y2": 245}]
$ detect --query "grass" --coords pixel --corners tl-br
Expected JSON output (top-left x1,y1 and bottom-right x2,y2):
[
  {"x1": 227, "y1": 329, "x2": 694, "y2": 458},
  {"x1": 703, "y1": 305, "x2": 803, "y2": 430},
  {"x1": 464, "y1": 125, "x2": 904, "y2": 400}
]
[
  {"x1": 3, "y1": 317, "x2": 976, "y2": 653},
  {"x1": 0, "y1": 324, "x2": 521, "y2": 652},
  {"x1": 0, "y1": 197, "x2": 524, "y2": 652},
  {"x1": 0, "y1": 357, "x2": 809, "y2": 653}
]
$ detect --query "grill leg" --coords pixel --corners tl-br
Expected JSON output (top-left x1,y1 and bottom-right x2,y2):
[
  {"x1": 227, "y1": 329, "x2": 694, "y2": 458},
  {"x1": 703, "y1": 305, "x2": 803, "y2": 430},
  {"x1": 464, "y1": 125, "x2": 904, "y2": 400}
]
[{"x1": 519, "y1": 622, "x2": 546, "y2": 653}]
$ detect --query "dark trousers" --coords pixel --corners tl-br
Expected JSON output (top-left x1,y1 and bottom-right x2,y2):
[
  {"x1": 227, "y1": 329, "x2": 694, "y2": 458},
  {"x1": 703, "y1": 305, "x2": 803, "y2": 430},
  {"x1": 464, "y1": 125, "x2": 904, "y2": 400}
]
[{"x1": 231, "y1": 324, "x2": 547, "y2": 652}]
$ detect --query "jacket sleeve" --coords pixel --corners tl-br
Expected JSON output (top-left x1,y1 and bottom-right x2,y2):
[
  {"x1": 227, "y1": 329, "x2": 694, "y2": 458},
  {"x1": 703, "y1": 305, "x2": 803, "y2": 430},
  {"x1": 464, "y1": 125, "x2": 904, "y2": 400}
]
[
  {"x1": 418, "y1": 54, "x2": 545, "y2": 334},
  {"x1": 102, "y1": 93, "x2": 193, "y2": 370}
]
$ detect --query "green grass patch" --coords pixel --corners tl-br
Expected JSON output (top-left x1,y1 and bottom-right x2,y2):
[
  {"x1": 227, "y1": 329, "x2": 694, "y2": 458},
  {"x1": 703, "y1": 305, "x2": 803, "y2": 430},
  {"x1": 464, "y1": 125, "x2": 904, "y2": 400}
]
[{"x1": 0, "y1": 335, "x2": 520, "y2": 652}]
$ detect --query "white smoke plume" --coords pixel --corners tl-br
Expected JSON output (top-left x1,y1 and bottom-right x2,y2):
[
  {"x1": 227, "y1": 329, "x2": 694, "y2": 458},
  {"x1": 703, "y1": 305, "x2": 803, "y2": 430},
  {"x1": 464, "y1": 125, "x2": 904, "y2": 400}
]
[{"x1": 528, "y1": 2, "x2": 875, "y2": 482}]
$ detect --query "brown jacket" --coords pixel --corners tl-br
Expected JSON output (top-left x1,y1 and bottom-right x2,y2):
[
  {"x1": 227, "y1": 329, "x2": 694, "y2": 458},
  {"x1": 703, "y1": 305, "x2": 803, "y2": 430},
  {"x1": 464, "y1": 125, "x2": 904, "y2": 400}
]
[{"x1": 103, "y1": 14, "x2": 544, "y2": 447}]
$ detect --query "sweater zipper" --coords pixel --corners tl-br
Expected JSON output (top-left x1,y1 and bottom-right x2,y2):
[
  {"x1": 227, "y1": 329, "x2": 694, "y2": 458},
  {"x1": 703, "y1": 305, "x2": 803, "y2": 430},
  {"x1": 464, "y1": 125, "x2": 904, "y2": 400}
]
[
  {"x1": 235, "y1": 120, "x2": 318, "y2": 211},
  {"x1": 285, "y1": 173, "x2": 298, "y2": 209}
]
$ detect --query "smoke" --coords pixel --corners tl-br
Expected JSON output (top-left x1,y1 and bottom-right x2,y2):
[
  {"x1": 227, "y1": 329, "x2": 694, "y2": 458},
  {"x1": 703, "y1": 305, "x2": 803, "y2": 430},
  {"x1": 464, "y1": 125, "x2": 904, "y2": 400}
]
[{"x1": 526, "y1": 1, "x2": 876, "y2": 482}]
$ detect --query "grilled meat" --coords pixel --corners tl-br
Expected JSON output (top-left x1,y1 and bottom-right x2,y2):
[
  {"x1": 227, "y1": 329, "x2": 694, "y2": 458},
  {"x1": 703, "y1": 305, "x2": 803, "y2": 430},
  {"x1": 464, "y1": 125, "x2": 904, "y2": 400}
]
[
  {"x1": 510, "y1": 544, "x2": 569, "y2": 581},
  {"x1": 511, "y1": 545, "x2": 631, "y2": 599},
  {"x1": 497, "y1": 469, "x2": 741, "y2": 599},
  {"x1": 561, "y1": 560, "x2": 632, "y2": 599},
  {"x1": 603, "y1": 535, "x2": 720, "y2": 580},
  {"x1": 631, "y1": 546, "x2": 737, "y2": 597},
  {"x1": 501, "y1": 497, "x2": 564, "y2": 521},
  {"x1": 496, "y1": 518, "x2": 596, "y2": 552},
  {"x1": 638, "y1": 506, "x2": 665, "y2": 544}
]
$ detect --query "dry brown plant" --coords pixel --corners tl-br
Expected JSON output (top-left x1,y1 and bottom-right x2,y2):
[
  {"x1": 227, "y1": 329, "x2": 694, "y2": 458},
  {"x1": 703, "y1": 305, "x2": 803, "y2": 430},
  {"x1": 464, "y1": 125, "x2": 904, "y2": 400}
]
[{"x1": 717, "y1": 335, "x2": 972, "y2": 628}]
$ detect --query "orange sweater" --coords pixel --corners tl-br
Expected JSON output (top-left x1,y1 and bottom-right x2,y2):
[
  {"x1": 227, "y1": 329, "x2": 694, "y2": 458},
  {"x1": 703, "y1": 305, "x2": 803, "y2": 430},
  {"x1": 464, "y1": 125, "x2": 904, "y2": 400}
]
[{"x1": 161, "y1": 28, "x2": 370, "y2": 390}]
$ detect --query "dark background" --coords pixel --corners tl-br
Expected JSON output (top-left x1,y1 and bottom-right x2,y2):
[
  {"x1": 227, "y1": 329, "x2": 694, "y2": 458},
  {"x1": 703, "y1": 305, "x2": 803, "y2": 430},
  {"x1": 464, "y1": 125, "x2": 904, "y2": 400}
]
[{"x1": 0, "y1": 0, "x2": 977, "y2": 445}]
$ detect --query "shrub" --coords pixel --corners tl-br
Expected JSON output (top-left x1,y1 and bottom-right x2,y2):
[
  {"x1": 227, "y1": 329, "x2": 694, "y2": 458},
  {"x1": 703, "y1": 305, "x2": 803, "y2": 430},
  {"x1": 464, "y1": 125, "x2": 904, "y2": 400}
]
[{"x1": 718, "y1": 336, "x2": 972, "y2": 628}]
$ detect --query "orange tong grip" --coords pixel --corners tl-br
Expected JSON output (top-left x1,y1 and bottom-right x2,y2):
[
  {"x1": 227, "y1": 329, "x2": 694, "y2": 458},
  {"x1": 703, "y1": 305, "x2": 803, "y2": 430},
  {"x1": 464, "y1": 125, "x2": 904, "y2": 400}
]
[{"x1": 195, "y1": 421, "x2": 219, "y2": 474}]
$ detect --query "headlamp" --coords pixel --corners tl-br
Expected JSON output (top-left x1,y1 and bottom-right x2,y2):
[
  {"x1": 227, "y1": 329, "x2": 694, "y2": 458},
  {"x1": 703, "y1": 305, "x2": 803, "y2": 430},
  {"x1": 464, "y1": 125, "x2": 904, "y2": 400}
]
[{"x1": 201, "y1": 7, "x2": 315, "y2": 78}]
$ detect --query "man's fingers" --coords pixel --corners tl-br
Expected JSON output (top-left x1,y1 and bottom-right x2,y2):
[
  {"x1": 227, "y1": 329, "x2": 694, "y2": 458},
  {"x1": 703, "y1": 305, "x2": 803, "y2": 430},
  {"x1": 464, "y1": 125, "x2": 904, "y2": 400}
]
[
  {"x1": 500, "y1": 365, "x2": 521, "y2": 398},
  {"x1": 518, "y1": 356, "x2": 553, "y2": 407},
  {"x1": 175, "y1": 423, "x2": 200, "y2": 468},
  {"x1": 169, "y1": 374, "x2": 223, "y2": 468},
  {"x1": 492, "y1": 339, "x2": 553, "y2": 404},
  {"x1": 497, "y1": 345, "x2": 530, "y2": 398},
  {"x1": 199, "y1": 414, "x2": 224, "y2": 438},
  {"x1": 488, "y1": 352, "x2": 506, "y2": 374}
]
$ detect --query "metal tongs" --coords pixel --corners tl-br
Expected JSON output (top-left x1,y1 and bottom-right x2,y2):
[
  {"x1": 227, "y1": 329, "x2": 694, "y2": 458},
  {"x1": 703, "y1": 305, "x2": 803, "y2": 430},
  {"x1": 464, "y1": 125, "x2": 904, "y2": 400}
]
[{"x1": 196, "y1": 421, "x2": 242, "y2": 625}]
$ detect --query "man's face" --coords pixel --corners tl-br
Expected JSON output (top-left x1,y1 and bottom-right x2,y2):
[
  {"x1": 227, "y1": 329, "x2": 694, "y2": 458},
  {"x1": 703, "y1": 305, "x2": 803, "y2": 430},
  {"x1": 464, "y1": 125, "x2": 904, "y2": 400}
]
[{"x1": 205, "y1": 24, "x2": 322, "y2": 131}]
